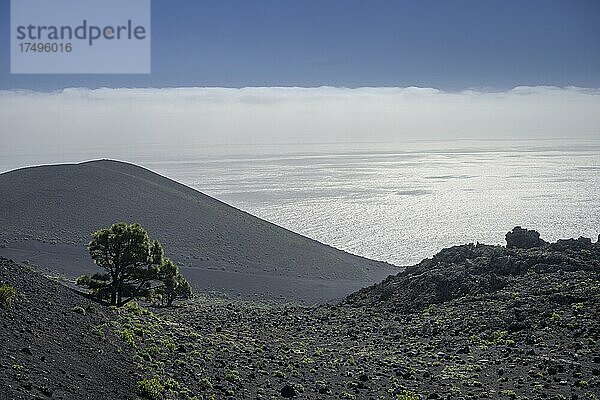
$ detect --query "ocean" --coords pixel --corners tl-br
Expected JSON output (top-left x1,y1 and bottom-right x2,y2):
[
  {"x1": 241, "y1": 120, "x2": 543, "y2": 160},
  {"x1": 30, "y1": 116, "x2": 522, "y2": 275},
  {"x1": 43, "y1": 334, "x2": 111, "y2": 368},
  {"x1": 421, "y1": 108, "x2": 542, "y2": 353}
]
[{"x1": 2, "y1": 139, "x2": 599, "y2": 266}]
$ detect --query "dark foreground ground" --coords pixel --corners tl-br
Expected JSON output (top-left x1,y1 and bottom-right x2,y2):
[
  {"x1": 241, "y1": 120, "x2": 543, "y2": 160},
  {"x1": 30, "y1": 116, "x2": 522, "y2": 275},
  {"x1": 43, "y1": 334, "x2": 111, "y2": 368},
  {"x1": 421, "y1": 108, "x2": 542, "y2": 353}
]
[
  {"x1": 1, "y1": 230, "x2": 599, "y2": 399},
  {"x1": 0, "y1": 259, "x2": 137, "y2": 400}
]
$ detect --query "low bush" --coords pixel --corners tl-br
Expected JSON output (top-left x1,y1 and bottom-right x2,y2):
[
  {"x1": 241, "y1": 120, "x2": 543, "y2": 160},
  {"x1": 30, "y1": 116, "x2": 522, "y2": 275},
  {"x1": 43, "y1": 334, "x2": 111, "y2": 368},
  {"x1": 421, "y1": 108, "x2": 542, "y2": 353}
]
[
  {"x1": 0, "y1": 284, "x2": 17, "y2": 309},
  {"x1": 137, "y1": 377, "x2": 164, "y2": 400},
  {"x1": 71, "y1": 306, "x2": 86, "y2": 315},
  {"x1": 396, "y1": 390, "x2": 420, "y2": 400}
]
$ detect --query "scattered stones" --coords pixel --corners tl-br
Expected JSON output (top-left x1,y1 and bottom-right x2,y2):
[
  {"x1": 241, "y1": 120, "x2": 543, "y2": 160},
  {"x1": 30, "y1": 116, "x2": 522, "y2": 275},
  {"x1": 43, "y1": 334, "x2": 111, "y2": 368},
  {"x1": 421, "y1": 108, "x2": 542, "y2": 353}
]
[
  {"x1": 316, "y1": 384, "x2": 331, "y2": 395},
  {"x1": 457, "y1": 345, "x2": 470, "y2": 354},
  {"x1": 39, "y1": 386, "x2": 53, "y2": 397}
]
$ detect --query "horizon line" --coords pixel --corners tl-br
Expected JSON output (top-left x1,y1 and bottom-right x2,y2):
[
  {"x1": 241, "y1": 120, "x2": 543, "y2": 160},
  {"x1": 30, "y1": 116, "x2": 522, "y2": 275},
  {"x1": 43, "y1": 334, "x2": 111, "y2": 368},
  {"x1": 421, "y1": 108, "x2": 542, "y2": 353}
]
[{"x1": 2, "y1": 85, "x2": 600, "y2": 95}]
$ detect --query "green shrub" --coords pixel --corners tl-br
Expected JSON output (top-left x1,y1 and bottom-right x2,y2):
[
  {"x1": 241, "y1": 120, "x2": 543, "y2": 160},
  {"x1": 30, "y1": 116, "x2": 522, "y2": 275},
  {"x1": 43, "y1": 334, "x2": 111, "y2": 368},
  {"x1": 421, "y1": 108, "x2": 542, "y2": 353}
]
[
  {"x1": 488, "y1": 330, "x2": 509, "y2": 344},
  {"x1": 124, "y1": 301, "x2": 151, "y2": 316},
  {"x1": 137, "y1": 378, "x2": 164, "y2": 400},
  {"x1": 71, "y1": 306, "x2": 86, "y2": 315},
  {"x1": 163, "y1": 378, "x2": 181, "y2": 391},
  {"x1": 146, "y1": 344, "x2": 161, "y2": 357},
  {"x1": 499, "y1": 389, "x2": 517, "y2": 399},
  {"x1": 0, "y1": 284, "x2": 17, "y2": 309},
  {"x1": 91, "y1": 324, "x2": 106, "y2": 338},
  {"x1": 198, "y1": 377, "x2": 212, "y2": 389},
  {"x1": 118, "y1": 328, "x2": 138, "y2": 348},
  {"x1": 76, "y1": 275, "x2": 91, "y2": 285},
  {"x1": 225, "y1": 369, "x2": 240, "y2": 383},
  {"x1": 396, "y1": 390, "x2": 420, "y2": 400}
]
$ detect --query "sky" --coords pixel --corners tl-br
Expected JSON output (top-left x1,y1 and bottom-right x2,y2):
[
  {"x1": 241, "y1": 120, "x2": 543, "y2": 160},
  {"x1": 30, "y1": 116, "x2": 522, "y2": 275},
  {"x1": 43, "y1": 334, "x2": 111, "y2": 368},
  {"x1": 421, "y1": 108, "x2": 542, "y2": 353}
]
[
  {"x1": 0, "y1": 0, "x2": 599, "y2": 157},
  {"x1": 1, "y1": 0, "x2": 599, "y2": 90}
]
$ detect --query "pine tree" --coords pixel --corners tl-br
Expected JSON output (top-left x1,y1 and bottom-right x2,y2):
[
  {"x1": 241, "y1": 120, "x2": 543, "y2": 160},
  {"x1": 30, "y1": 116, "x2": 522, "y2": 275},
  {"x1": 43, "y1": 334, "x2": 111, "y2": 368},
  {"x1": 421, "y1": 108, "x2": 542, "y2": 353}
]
[
  {"x1": 78, "y1": 223, "x2": 165, "y2": 306},
  {"x1": 158, "y1": 258, "x2": 193, "y2": 306}
]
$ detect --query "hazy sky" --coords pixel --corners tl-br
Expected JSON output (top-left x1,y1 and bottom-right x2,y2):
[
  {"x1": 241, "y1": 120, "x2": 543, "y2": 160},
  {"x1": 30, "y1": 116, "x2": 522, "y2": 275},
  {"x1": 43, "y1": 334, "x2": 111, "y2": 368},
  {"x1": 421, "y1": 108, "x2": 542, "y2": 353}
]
[
  {"x1": 1, "y1": 86, "x2": 599, "y2": 154},
  {"x1": 1, "y1": 1, "x2": 598, "y2": 156},
  {"x1": 1, "y1": 0, "x2": 599, "y2": 90}
]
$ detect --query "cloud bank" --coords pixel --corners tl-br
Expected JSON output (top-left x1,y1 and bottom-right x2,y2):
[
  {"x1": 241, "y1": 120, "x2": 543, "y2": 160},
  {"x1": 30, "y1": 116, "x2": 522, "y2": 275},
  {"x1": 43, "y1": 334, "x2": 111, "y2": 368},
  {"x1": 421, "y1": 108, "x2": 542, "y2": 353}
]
[{"x1": 1, "y1": 86, "x2": 599, "y2": 153}]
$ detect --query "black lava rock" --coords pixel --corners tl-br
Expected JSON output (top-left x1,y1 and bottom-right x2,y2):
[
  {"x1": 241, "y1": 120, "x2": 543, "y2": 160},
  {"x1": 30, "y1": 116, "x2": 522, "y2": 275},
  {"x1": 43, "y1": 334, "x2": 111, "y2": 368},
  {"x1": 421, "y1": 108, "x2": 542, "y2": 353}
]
[
  {"x1": 505, "y1": 226, "x2": 546, "y2": 249},
  {"x1": 281, "y1": 384, "x2": 297, "y2": 398}
]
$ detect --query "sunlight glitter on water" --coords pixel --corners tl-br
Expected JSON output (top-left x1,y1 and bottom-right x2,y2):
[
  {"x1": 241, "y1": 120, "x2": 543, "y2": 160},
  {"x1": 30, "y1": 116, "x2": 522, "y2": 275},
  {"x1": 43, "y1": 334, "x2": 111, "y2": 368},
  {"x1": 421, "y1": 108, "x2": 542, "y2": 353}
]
[
  {"x1": 2, "y1": 139, "x2": 599, "y2": 266},
  {"x1": 145, "y1": 140, "x2": 600, "y2": 266}
]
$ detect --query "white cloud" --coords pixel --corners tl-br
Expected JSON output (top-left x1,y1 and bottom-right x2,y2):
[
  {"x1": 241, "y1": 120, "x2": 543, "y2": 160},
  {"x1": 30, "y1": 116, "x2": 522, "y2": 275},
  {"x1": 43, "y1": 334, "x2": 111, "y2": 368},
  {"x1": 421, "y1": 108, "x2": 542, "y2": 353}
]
[{"x1": 0, "y1": 86, "x2": 599, "y2": 154}]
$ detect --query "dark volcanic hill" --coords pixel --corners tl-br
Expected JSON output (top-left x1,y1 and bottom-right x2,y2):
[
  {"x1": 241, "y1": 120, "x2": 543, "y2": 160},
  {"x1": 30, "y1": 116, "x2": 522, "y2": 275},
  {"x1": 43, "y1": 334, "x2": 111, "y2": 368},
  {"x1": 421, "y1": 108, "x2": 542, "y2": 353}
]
[
  {"x1": 0, "y1": 257, "x2": 137, "y2": 400},
  {"x1": 0, "y1": 160, "x2": 396, "y2": 303}
]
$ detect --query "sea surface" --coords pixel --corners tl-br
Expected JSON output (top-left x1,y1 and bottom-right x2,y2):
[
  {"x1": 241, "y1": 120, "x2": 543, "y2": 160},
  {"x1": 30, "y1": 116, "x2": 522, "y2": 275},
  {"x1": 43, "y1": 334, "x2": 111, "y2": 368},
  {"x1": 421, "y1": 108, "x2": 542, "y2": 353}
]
[{"x1": 2, "y1": 139, "x2": 599, "y2": 266}]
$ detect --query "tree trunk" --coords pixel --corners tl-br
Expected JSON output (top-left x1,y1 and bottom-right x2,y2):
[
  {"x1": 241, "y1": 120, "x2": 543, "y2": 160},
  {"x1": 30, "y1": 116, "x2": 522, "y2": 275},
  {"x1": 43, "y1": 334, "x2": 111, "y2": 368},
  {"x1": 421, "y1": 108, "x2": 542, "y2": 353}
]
[{"x1": 110, "y1": 272, "x2": 118, "y2": 306}]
